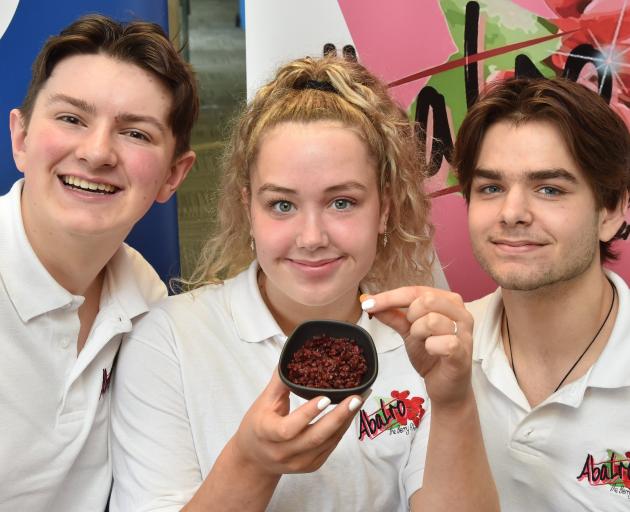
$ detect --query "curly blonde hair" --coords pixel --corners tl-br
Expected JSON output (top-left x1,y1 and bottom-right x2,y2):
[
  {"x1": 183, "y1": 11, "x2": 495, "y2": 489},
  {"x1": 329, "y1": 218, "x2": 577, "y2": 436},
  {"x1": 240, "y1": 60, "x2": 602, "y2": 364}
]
[{"x1": 187, "y1": 56, "x2": 433, "y2": 292}]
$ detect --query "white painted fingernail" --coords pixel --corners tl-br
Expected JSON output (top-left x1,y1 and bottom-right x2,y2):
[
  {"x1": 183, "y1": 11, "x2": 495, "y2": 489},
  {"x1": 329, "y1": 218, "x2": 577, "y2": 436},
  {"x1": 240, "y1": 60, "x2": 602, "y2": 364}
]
[
  {"x1": 348, "y1": 397, "x2": 362, "y2": 412},
  {"x1": 317, "y1": 397, "x2": 331, "y2": 410},
  {"x1": 361, "y1": 298, "x2": 375, "y2": 311}
]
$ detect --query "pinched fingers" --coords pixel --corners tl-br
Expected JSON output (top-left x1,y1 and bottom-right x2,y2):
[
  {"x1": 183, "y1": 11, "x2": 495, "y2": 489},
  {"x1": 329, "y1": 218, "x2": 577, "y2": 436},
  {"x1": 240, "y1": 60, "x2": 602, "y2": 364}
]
[
  {"x1": 408, "y1": 308, "x2": 473, "y2": 361},
  {"x1": 361, "y1": 286, "x2": 438, "y2": 312},
  {"x1": 403, "y1": 293, "x2": 474, "y2": 378},
  {"x1": 361, "y1": 287, "x2": 471, "y2": 339},
  {"x1": 406, "y1": 290, "x2": 470, "y2": 330}
]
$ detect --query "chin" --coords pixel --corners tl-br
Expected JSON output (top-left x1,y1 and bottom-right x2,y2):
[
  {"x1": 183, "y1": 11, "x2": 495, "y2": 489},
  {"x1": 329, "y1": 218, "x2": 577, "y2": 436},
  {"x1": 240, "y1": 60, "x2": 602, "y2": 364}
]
[{"x1": 493, "y1": 269, "x2": 571, "y2": 292}]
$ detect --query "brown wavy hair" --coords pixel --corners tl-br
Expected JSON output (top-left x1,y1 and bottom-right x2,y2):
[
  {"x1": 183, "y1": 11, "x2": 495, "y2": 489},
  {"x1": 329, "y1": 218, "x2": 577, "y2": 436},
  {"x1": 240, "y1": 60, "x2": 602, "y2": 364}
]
[
  {"x1": 20, "y1": 13, "x2": 198, "y2": 158},
  {"x1": 187, "y1": 56, "x2": 433, "y2": 292},
  {"x1": 453, "y1": 77, "x2": 630, "y2": 262}
]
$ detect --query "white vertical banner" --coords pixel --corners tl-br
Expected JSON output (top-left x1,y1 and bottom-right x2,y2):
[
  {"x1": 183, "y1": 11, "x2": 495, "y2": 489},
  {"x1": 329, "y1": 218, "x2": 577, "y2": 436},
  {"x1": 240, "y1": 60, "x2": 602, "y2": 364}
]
[
  {"x1": 0, "y1": 0, "x2": 19, "y2": 39},
  {"x1": 245, "y1": 0, "x2": 353, "y2": 100}
]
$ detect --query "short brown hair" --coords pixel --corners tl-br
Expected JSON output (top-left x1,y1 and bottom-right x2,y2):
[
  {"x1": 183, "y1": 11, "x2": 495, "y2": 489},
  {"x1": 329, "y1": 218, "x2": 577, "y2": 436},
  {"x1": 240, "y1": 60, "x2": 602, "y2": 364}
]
[
  {"x1": 188, "y1": 56, "x2": 433, "y2": 291},
  {"x1": 20, "y1": 13, "x2": 198, "y2": 157},
  {"x1": 453, "y1": 77, "x2": 630, "y2": 262}
]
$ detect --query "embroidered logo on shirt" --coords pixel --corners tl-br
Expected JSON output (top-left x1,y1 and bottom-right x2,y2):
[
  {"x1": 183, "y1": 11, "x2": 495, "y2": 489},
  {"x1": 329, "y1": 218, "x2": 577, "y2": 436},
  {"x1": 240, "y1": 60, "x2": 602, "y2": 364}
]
[
  {"x1": 576, "y1": 450, "x2": 630, "y2": 496},
  {"x1": 99, "y1": 368, "x2": 113, "y2": 399},
  {"x1": 358, "y1": 390, "x2": 425, "y2": 441}
]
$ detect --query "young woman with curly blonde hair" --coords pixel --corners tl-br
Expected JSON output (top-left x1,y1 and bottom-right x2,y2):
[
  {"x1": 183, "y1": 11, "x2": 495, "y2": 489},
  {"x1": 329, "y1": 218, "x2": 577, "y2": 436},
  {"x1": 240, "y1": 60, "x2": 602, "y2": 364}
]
[{"x1": 111, "y1": 56, "x2": 497, "y2": 512}]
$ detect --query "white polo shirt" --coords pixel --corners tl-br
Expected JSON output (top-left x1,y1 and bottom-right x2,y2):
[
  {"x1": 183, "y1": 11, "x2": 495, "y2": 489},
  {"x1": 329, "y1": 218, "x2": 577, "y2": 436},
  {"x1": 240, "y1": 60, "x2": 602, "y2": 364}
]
[
  {"x1": 0, "y1": 180, "x2": 167, "y2": 511},
  {"x1": 111, "y1": 261, "x2": 431, "y2": 512},
  {"x1": 468, "y1": 271, "x2": 630, "y2": 511}
]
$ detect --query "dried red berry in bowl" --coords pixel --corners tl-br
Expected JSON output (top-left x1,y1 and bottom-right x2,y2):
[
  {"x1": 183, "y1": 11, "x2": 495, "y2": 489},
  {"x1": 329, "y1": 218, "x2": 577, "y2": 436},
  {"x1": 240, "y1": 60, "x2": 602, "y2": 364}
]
[
  {"x1": 278, "y1": 320, "x2": 378, "y2": 404},
  {"x1": 287, "y1": 335, "x2": 368, "y2": 388}
]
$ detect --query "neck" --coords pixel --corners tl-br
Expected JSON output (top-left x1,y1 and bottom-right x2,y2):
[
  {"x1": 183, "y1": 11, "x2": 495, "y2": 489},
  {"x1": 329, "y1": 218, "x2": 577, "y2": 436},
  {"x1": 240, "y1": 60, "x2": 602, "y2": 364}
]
[
  {"x1": 29, "y1": 230, "x2": 119, "y2": 295},
  {"x1": 501, "y1": 266, "x2": 618, "y2": 405},
  {"x1": 22, "y1": 216, "x2": 121, "y2": 297},
  {"x1": 501, "y1": 265, "x2": 613, "y2": 357},
  {"x1": 258, "y1": 272, "x2": 362, "y2": 335}
]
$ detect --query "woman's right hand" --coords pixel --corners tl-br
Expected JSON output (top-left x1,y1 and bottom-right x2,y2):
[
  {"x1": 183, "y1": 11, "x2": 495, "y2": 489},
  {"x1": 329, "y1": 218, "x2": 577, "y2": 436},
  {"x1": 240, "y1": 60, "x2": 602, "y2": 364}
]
[{"x1": 231, "y1": 369, "x2": 364, "y2": 476}]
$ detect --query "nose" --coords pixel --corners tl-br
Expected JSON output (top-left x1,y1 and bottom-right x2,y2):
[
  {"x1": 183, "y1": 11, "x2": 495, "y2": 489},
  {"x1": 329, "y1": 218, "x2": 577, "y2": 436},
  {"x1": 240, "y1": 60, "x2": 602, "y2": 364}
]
[
  {"x1": 499, "y1": 187, "x2": 533, "y2": 226},
  {"x1": 75, "y1": 124, "x2": 117, "y2": 169},
  {"x1": 296, "y1": 211, "x2": 329, "y2": 250}
]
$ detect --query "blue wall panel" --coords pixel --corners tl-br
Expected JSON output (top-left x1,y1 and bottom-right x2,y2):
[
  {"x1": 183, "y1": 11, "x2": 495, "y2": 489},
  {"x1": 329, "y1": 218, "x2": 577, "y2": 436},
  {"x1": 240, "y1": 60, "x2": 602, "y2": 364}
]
[{"x1": 0, "y1": 0, "x2": 181, "y2": 287}]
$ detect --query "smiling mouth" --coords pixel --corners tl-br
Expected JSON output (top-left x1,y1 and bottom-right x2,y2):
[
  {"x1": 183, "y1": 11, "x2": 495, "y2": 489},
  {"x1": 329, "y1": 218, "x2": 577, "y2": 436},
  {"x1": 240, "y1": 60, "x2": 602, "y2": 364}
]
[
  {"x1": 492, "y1": 240, "x2": 545, "y2": 247},
  {"x1": 490, "y1": 239, "x2": 549, "y2": 255},
  {"x1": 290, "y1": 257, "x2": 342, "y2": 267},
  {"x1": 59, "y1": 175, "x2": 119, "y2": 194},
  {"x1": 493, "y1": 240, "x2": 542, "y2": 247}
]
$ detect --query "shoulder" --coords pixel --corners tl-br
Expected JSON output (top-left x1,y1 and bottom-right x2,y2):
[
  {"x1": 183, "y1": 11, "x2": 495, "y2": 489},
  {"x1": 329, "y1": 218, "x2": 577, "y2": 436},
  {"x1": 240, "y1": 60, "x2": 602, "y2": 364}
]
[
  {"x1": 607, "y1": 270, "x2": 630, "y2": 330},
  {"x1": 608, "y1": 270, "x2": 629, "y2": 298},
  {"x1": 129, "y1": 281, "x2": 230, "y2": 346},
  {"x1": 0, "y1": 180, "x2": 24, "y2": 238},
  {"x1": 118, "y1": 244, "x2": 168, "y2": 304}
]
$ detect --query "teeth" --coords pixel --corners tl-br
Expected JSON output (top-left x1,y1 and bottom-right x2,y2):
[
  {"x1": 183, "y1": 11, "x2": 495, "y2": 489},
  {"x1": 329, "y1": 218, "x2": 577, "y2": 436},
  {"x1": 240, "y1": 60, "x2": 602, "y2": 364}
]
[{"x1": 61, "y1": 176, "x2": 116, "y2": 194}]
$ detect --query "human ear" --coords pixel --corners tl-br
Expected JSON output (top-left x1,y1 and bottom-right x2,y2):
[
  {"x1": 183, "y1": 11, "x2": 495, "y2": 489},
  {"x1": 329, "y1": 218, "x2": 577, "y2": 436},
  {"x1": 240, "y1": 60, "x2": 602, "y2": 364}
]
[
  {"x1": 155, "y1": 150, "x2": 196, "y2": 203},
  {"x1": 9, "y1": 109, "x2": 27, "y2": 173},
  {"x1": 599, "y1": 191, "x2": 629, "y2": 242}
]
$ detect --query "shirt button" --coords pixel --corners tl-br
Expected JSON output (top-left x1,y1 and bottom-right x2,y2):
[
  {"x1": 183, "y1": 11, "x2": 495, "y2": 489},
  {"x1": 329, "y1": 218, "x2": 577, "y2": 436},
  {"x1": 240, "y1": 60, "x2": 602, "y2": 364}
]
[
  {"x1": 524, "y1": 428, "x2": 534, "y2": 437},
  {"x1": 59, "y1": 337, "x2": 72, "y2": 349}
]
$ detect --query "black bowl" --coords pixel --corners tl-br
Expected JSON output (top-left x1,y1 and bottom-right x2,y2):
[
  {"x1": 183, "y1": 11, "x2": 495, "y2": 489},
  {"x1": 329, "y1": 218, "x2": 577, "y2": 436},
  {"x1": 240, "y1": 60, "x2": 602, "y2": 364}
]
[{"x1": 278, "y1": 320, "x2": 378, "y2": 404}]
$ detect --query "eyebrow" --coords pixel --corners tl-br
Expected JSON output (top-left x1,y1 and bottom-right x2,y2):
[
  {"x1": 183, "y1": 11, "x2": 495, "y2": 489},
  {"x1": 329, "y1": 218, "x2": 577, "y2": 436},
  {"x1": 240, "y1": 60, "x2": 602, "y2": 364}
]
[
  {"x1": 116, "y1": 113, "x2": 167, "y2": 135},
  {"x1": 47, "y1": 93, "x2": 168, "y2": 134},
  {"x1": 257, "y1": 181, "x2": 369, "y2": 195},
  {"x1": 473, "y1": 167, "x2": 579, "y2": 184},
  {"x1": 47, "y1": 93, "x2": 95, "y2": 115}
]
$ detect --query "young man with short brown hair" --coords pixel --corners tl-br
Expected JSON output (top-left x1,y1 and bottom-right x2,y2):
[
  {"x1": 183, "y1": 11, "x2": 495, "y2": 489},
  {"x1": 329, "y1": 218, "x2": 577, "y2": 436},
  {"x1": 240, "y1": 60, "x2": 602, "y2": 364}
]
[{"x1": 0, "y1": 14, "x2": 197, "y2": 510}]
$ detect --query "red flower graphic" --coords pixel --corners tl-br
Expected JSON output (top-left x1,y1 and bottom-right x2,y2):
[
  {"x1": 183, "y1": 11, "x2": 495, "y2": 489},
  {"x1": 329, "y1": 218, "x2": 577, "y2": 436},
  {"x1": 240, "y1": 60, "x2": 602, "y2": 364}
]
[{"x1": 391, "y1": 390, "x2": 426, "y2": 428}]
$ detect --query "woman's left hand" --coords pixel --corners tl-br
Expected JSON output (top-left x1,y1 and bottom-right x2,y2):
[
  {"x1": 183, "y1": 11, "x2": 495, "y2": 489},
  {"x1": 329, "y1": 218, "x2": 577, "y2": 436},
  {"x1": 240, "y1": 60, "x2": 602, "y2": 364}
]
[{"x1": 361, "y1": 287, "x2": 474, "y2": 407}]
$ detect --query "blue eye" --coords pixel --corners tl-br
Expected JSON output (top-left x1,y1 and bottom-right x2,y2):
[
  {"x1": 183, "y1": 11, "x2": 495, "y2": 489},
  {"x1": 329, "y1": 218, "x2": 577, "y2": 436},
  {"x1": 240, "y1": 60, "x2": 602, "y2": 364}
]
[
  {"x1": 332, "y1": 198, "x2": 353, "y2": 210},
  {"x1": 271, "y1": 200, "x2": 294, "y2": 213},
  {"x1": 480, "y1": 184, "x2": 501, "y2": 194},
  {"x1": 539, "y1": 186, "x2": 562, "y2": 196}
]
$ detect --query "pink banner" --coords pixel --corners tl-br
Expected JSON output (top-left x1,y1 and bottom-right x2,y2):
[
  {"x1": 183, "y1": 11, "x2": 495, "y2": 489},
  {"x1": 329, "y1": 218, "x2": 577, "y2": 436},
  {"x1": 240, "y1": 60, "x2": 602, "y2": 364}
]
[{"x1": 340, "y1": 0, "x2": 630, "y2": 300}]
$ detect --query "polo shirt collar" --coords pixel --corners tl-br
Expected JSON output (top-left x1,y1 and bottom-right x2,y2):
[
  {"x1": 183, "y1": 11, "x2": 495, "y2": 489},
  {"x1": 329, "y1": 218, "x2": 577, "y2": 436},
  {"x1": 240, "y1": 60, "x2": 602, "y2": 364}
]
[
  {"x1": 586, "y1": 270, "x2": 630, "y2": 389},
  {"x1": 229, "y1": 261, "x2": 404, "y2": 353},
  {"x1": 100, "y1": 246, "x2": 153, "y2": 322},
  {"x1": 0, "y1": 180, "x2": 76, "y2": 322},
  {"x1": 471, "y1": 288, "x2": 532, "y2": 410},
  {"x1": 230, "y1": 261, "x2": 284, "y2": 342},
  {"x1": 471, "y1": 288, "x2": 504, "y2": 364}
]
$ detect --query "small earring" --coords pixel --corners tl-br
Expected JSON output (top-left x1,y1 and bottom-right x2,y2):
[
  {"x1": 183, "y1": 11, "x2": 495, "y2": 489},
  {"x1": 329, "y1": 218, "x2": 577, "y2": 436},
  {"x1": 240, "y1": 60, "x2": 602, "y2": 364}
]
[
  {"x1": 382, "y1": 232, "x2": 388, "y2": 248},
  {"x1": 250, "y1": 237, "x2": 255, "y2": 252}
]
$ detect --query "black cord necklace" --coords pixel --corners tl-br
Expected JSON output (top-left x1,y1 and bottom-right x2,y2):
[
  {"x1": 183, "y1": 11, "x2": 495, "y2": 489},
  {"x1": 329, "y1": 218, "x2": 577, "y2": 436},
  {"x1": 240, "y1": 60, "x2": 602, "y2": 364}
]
[{"x1": 505, "y1": 279, "x2": 616, "y2": 393}]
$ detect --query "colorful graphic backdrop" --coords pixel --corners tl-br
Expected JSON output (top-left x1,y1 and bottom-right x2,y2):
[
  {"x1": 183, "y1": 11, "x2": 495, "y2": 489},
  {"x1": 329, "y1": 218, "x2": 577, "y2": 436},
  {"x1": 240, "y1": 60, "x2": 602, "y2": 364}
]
[{"x1": 247, "y1": 0, "x2": 630, "y2": 300}]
